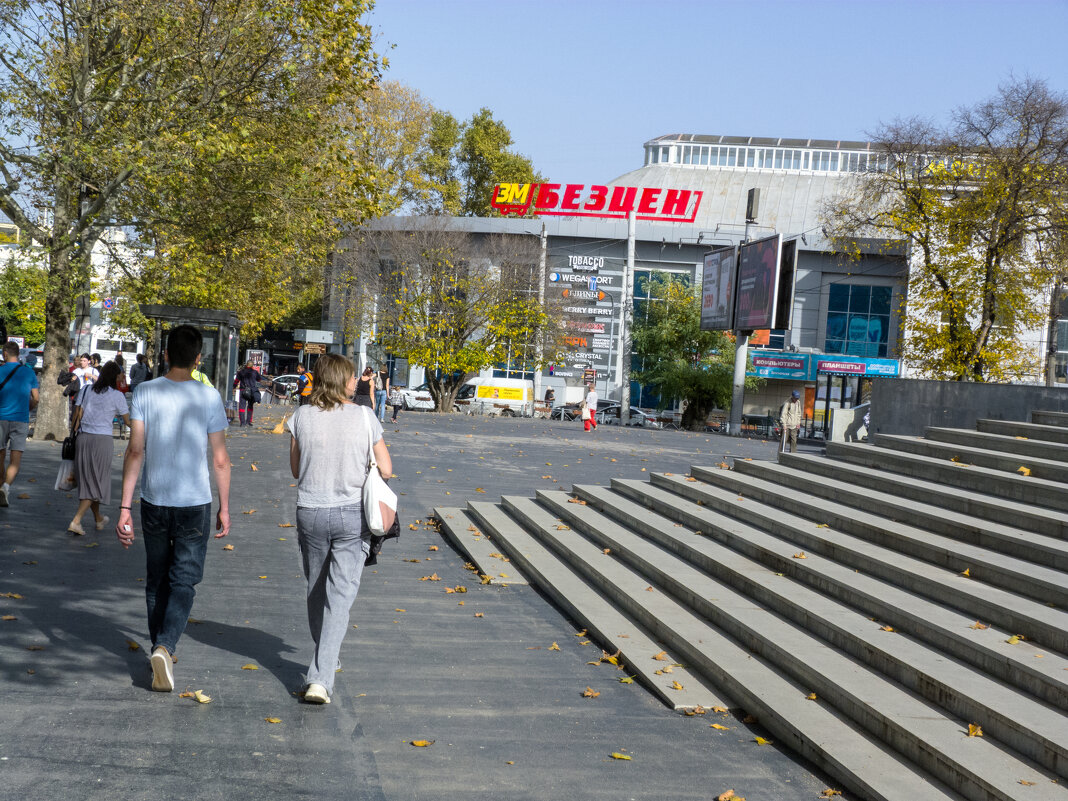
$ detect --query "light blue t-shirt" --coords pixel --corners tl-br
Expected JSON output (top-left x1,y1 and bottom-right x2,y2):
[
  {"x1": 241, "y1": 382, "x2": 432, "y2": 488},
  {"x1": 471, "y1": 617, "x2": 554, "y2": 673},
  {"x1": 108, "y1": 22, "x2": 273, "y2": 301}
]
[
  {"x1": 0, "y1": 362, "x2": 38, "y2": 423},
  {"x1": 131, "y1": 377, "x2": 228, "y2": 507}
]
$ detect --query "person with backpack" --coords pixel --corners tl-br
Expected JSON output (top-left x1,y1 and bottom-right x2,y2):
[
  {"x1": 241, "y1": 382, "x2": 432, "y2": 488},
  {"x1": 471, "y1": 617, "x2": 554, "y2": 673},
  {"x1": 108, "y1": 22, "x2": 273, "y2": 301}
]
[
  {"x1": 0, "y1": 341, "x2": 39, "y2": 507},
  {"x1": 234, "y1": 360, "x2": 262, "y2": 426}
]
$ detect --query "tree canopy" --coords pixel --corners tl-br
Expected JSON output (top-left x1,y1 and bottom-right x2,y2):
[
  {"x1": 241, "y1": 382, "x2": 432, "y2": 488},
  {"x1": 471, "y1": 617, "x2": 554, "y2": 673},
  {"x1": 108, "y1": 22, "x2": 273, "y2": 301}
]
[
  {"x1": 824, "y1": 77, "x2": 1068, "y2": 382},
  {"x1": 0, "y1": 0, "x2": 382, "y2": 438},
  {"x1": 334, "y1": 223, "x2": 563, "y2": 411},
  {"x1": 632, "y1": 275, "x2": 755, "y2": 430}
]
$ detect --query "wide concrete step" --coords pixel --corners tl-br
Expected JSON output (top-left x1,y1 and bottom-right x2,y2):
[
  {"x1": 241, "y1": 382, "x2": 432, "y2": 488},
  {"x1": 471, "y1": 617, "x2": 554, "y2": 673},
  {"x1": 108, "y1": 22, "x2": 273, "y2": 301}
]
[
  {"x1": 460, "y1": 501, "x2": 723, "y2": 711},
  {"x1": 772, "y1": 452, "x2": 1068, "y2": 540},
  {"x1": 542, "y1": 488, "x2": 1068, "y2": 779},
  {"x1": 926, "y1": 427, "x2": 1068, "y2": 464},
  {"x1": 1033, "y1": 411, "x2": 1068, "y2": 428},
  {"x1": 601, "y1": 476, "x2": 1068, "y2": 657},
  {"x1": 873, "y1": 433, "x2": 1068, "y2": 484},
  {"x1": 610, "y1": 476, "x2": 1068, "y2": 657},
  {"x1": 706, "y1": 460, "x2": 1068, "y2": 572},
  {"x1": 490, "y1": 496, "x2": 971, "y2": 801},
  {"x1": 434, "y1": 506, "x2": 528, "y2": 585},
  {"x1": 826, "y1": 441, "x2": 1068, "y2": 511},
  {"x1": 980, "y1": 419, "x2": 1068, "y2": 445},
  {"x1": 682, "y1": 466, "x2": 1068, "y2": 604}
]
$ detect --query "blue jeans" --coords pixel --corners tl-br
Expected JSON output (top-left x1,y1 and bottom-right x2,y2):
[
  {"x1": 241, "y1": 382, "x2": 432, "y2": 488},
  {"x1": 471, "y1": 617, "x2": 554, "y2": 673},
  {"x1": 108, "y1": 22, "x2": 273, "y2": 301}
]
[
  {"x1": 141, "y1": 500, "x2": 212, "y2": 655},
  {"x1": 375, "y1": 390, "x2": 387, "y2": 421},
  {"x1": 297, "y1": 504, "x2": 369, "y2": 692}
]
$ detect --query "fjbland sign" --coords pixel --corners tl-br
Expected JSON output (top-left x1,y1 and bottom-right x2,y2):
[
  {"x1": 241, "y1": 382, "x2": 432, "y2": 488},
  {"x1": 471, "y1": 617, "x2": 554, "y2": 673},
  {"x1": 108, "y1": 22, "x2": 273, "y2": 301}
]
[{"x1": 492, "y1": 183, "x2": 703, "y2": 223}]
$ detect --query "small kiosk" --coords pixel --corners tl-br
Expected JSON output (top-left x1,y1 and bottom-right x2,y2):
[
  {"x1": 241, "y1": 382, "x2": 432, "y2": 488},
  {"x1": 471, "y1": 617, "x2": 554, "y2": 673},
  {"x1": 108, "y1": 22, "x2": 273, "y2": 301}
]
[{"x1": 139, "y1": 304, "x2": 242, "y2": 400}]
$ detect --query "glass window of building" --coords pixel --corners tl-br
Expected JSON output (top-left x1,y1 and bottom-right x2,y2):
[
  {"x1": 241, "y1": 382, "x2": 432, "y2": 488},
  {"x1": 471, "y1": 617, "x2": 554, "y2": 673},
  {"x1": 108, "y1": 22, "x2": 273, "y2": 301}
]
[
  {"x1": 745, "y1": 148, "x2": 755, "y2": 167},
  {"x1": 825, "y1": 284, "x2": 891, "y2": 358},
  {"x1": 803, "y1": 151, "x2": 810, "y2": 169}
]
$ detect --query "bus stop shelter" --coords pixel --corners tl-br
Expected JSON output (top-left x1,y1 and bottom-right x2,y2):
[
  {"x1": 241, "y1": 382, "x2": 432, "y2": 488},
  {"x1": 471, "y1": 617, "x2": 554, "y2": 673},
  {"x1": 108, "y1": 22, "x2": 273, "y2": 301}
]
[{"x1": 139, "y1": 304, "x2": 242, "y2": 398}]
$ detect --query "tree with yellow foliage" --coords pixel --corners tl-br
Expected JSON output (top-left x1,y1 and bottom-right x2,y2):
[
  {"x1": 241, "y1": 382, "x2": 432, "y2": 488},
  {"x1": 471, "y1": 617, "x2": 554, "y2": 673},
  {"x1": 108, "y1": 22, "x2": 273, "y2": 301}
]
[{"x1": 825, "y1": 78, "x2": 1068, "y2": 382}]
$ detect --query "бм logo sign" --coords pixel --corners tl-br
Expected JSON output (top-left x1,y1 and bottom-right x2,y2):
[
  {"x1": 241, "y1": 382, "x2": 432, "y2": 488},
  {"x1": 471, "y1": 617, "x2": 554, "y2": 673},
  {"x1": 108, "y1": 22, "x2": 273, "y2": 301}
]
[{"x1": 492, "y1": 183, "x2": 703, "y2": 223}]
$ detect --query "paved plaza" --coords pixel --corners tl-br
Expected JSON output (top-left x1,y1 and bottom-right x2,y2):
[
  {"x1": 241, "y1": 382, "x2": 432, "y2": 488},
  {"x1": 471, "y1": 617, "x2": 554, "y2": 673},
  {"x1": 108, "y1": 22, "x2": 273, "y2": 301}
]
[{"x1": 0, "y1": 408, "x2": 840, "y2": 801}]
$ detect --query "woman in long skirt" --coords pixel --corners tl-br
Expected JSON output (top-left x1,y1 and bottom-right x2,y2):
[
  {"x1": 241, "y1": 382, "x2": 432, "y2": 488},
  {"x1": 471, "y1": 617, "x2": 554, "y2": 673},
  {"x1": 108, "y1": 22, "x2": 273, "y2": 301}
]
[
  {"x1": 288, "y1": 354, "x2": 392, "y2": 704},
  {"x1": 68, "y1": 361, "x2": 131, "y2": 535}
]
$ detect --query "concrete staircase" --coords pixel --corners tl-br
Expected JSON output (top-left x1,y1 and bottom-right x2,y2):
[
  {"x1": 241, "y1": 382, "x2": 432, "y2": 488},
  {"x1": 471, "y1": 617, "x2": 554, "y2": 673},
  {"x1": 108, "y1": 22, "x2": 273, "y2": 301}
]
[{"x1": 435, "y1": 411, "x2": 1068, "y2": 801}]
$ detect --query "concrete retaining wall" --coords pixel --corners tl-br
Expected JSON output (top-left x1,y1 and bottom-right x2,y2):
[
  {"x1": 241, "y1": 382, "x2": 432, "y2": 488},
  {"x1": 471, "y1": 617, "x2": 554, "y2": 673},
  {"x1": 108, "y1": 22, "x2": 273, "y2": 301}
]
[{"x1": 870, "y1": 379, "x2": 1068, "y2": 436}]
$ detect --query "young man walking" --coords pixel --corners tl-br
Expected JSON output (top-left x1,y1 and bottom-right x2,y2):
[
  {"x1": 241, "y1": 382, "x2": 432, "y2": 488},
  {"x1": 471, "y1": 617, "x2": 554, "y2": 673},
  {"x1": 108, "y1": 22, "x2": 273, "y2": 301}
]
[
  {"x1": 0, "y1": 341, "x2": 39, "y2": 507},
  {"x1": 115, "y1": 325, "x2": 231, "y2": 692}
]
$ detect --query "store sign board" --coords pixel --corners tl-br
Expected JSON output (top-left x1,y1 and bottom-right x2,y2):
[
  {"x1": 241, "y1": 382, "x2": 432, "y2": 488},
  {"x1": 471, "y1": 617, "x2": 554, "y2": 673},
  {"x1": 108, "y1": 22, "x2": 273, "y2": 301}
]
[
  {"x1": 549, "y1": 272, "x2": 616, "y2": 286},
  {"x1": 747, "y1": 353, "x2": 809, "y2": 380},
  {"x1": 816, "y1": 356, "x2": 900, "y2": 377},
  {"x1": 492, "y1": 183, "x2": 703, "y2": 223},
  {"x1": 567, "y1": 321, "x2": 606, "y2": 333}
]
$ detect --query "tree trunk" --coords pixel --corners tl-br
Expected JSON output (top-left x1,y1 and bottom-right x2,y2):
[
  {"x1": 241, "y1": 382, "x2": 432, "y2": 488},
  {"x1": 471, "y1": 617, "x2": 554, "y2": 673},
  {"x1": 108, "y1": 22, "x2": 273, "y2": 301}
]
[{"x1": 36, "y1": 259, "x2": 75, "y2": 441}]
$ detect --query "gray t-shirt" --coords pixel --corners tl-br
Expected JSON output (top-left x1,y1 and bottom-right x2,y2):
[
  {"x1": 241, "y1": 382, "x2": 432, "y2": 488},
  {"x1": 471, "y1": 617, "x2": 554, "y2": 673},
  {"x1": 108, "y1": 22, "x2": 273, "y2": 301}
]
[
  {"x1": 131, "y1": 377, "x2": 228, "y2": 507},
  {"x1": 288, "y1": 403, "x2": 384, "y2": 508}
]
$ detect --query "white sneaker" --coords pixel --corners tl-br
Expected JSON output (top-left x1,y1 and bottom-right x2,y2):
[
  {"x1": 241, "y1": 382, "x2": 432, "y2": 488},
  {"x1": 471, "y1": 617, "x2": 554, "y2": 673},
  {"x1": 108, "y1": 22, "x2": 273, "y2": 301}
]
[
  {"x1": 0, "y1": 483, "x2": 8, "y2": 507},
  {"x1": 304, "y1": 683, "x2": 330, "y2": 704},
  {"x1": 150, "y1": 646, "x2": 174, "y2": 692}
]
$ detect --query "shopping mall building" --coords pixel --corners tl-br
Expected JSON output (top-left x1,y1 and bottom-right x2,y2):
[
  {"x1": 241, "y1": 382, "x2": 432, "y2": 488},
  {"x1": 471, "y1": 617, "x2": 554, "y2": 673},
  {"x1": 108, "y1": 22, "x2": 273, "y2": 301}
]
[{"x1": 323, "y1": 133, "x2": 1052, "y2": 434}]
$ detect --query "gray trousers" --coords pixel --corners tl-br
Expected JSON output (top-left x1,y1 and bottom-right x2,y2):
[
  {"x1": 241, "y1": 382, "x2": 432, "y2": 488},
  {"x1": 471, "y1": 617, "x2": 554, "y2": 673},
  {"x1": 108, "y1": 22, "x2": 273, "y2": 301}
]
[
  {"x1": 297, "y1": 504, "x2": 370, "y2": 692},
  {"x1": 782, "y1": 426, "x2": 799, "y2": 453}
]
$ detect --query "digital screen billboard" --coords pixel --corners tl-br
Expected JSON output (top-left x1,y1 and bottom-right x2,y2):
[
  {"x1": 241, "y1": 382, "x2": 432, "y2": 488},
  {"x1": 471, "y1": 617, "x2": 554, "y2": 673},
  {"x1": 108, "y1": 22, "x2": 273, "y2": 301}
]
[
  {"x1": 773, "y1": 238, "x2": 798, "y2": 331},
  {"x1": 700, "y1": 246, "x2": 736, "y2": 331},
  {"x1": 734, "y1": 234, "x2": 781, "y2": 331}
]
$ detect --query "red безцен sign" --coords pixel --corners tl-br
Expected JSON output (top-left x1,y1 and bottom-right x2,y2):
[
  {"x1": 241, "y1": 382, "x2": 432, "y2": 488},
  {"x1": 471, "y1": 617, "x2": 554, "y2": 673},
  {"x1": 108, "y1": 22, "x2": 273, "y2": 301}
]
[{"x1": 492, "y1": 183, "x2": 703, "y2": 223}]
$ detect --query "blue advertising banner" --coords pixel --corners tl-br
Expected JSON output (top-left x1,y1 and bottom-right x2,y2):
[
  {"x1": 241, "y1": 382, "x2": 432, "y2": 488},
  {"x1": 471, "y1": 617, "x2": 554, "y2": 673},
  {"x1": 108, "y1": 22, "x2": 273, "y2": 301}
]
[
  {"x1": 747, "y1": 352, "x2": 900, "y2": 380},
  {"x1": 748, "y1": 353, "x2": 809, "y2": 379}
]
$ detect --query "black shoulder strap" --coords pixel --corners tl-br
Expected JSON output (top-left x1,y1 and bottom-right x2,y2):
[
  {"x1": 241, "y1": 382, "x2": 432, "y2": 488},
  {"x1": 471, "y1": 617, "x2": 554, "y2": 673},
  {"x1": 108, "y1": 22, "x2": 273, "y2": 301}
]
[{"x1": 0, "y1": 363, "x2": 24, "y2": 396}]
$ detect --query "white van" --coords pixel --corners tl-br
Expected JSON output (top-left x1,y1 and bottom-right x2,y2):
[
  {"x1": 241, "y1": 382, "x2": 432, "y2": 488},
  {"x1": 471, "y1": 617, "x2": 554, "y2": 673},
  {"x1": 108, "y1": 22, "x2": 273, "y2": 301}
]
[{"x1": 456, "y1": 377, "x2": 534, "y2": 417}]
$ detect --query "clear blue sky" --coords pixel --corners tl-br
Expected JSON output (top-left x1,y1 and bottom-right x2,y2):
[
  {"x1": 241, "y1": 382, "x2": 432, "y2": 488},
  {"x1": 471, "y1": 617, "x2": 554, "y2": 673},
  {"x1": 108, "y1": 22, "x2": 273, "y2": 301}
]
[{"x1": 368, "y1": 0, "x2": 1068, "y2": 185}]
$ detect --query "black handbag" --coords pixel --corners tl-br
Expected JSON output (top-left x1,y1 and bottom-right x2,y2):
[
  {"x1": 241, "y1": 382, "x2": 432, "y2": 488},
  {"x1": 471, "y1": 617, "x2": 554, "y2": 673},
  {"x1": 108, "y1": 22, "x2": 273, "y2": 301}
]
[{"x1": 61, "y1": 434, "x2": 77, "y2": 461}]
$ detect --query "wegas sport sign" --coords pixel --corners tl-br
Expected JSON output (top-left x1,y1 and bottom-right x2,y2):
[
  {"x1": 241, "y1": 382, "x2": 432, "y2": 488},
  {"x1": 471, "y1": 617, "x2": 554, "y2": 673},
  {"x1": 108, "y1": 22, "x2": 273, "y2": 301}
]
[{"x1": 492, "y1": 183, "x2": 703, "y2": 223}]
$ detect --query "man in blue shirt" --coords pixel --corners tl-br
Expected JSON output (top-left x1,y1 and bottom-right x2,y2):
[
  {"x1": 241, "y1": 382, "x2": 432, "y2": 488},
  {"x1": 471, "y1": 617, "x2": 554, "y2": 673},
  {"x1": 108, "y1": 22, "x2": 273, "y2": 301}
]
[
  {"x1": 115, "y1": 325, "x2": 231, "y2": 692},
  {"x1": 0, "y1": 340, "x2": 39, "y2": 507}
]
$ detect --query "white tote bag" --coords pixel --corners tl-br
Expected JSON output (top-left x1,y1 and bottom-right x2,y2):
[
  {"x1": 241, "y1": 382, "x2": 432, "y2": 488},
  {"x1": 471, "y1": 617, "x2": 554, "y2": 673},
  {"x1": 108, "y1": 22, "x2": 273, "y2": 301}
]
[{"x1": 361, "y1": 408, "x2": 397, "y2": 536}]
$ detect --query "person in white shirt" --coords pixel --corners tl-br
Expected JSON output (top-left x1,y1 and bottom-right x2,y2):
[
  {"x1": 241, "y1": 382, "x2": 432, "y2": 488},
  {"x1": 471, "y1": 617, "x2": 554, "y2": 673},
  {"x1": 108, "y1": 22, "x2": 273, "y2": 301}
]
[
  {"x1": 67, "y1": 361, "x2": 130, "y2": 534},
  {"x1": 582, "y1": 385, "x2": 598, "y2": 432}
]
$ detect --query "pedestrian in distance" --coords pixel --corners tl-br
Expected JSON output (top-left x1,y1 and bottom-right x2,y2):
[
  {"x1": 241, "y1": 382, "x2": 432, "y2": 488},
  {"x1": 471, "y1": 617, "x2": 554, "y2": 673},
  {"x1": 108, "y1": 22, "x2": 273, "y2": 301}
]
[
  {"x1": 0, "y1": 340, "x2": 39, "y2": 507},
  {"x1": 780, "y1": 389, "x2": 802, "y2": 453},
  {"x1": 353, "y1": 366, "x2": 375, "y2": 411},
  {"x1": 287, "y1": 353, "x2": 393, "y2": 705},
  {"x1": 234, "y1": 360, "x2": 262, "y2": 426},
  {"x1": 581, "y1": 384, "x2": 598, "y2": 432},
  {"x1": 67, "y1": 361, "x2": 131, "y2": 535},
  {"x1": 375, "y1": 365, "x2": 390, "y2": 422},
  {"x1": 114, "y1": 354, "x2": 130, "y2": 439},
  {"x1": 388, "y1": 384, "x2": 403, "y2": 424},
  {"x1": 115, "y1": 324, "x2": 232, "y2": 693},
  {"x1": 129, "y1": 353, "x2": 151, "y2": 392},
  {"x1": 296, "y1": 363, "x2": 313, "y2": 407}
]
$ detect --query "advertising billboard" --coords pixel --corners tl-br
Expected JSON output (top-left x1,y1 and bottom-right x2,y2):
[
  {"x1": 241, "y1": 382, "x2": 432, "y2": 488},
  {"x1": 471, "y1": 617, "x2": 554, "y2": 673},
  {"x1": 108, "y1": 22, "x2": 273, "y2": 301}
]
[
  {"x1": 773, "y1": 238, "x2": 798, "y2": 331},
  {"x1": 734, "y1": 234, "x2": 782, "y2": 331},
  {"x1": 700, "y1": 246, "x2": 736, "y2": 331}
]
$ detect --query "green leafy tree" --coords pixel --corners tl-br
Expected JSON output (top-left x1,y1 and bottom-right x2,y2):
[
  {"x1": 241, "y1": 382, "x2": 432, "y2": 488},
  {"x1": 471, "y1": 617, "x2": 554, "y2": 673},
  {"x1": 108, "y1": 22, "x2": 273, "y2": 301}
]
[
  {"x1": 336, "y1": 223, "x2": 562, "y2": 411},
  {"x1": 632, "y1": 276, "x2": 757, "y2": 430},
  {"x1": 825, "y1": 77, "x2": 1068, "y2": 382},
  {"x1": 0, "y1": 251, "x2": 47, "y2": 344},
  {"x1": 0, "y1": 0, "x2": 381, "y2": 439}
]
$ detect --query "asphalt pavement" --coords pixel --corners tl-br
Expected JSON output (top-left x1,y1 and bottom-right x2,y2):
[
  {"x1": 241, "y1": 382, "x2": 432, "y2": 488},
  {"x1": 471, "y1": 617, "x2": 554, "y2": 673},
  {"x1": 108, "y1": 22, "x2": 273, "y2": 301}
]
[{"x1": 0, "y1": 406, "x2": 841, "y2": 801}]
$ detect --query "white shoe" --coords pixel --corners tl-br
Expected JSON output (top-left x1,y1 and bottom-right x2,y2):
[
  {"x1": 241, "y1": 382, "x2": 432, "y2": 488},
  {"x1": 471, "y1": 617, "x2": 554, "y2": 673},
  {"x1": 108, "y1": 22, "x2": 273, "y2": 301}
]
[
  {"x1": 151, "y1": 646, "x2": 174, "y2": 692},
  {"x1": 0, "y1": 483, "x2": 8, "y2": 507},
  {"x1": 304, "y1": 683, "x2": 330, "y2": 704}
]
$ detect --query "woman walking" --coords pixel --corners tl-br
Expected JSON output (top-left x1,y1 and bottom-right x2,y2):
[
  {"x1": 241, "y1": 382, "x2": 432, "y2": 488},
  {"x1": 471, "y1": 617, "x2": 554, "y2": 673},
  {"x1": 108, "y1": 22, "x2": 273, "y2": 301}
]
[
  {"x1": 234, "y1": 360, "x2": 262, "y2": 426},
  {"x1": 67, "y1": 361, "x2": 131, "y2": 535},
  {"x1": 288, "y1": 354, "x2": 392, "y2": 704},
  {"x1": 353, "y1": 366, "x2": 375, "y2": 411}
]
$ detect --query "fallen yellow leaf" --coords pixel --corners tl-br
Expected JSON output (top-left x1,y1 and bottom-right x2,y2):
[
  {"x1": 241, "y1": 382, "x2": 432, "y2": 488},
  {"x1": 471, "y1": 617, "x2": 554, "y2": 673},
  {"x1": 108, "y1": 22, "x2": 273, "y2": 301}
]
[
  {"x1": 2, "y1": 615, "x2": 16, "y2": 621},
  {"x1": 395, "y1": 608, "x2": 406, "y2": 612},
  {"x1": 671, "y1": 681, "x2": 684, "y2": 690},
  {"x1": 250, "y1": 464, "x2": 258, "y2": 471},
  {"x1": 474, "y1": 612, "x2": 484, "y2": 618},
  {"x1": 264, "y1": 717, "x2": 281, "y2": 724},
  {"x1": 881, "y1": 625, "x2": 895, "y2": 632},
  {"x1": 806, "y1": 692, "x2": 817, "y2": 701},
  {"x1": 428, "y1": 545, "x2": 439, "y2": 551},
  {"x1": 194, "y1": 690, "x2": 212, "y2": 704},
  {"x1": 820, "y1": 790, "x2": 843, "y2": 798},
  {"x1": 548, "y1": 642, "x2": 561, "y2": 651},
  {"x1": 792, "y1": 552, "x2": 807, "y2": 559},
  {"x1": 717, "y1": 791, "x2": 737, "y2": 801},
  {"x1": 754, "y1": 736, "x2": 772, "y2": 746},
  {"x1": 619, "y1": 676, "x2": 634, "y2": 684},
  {"x1": 602, "y1": 548, "x2": 610, "y2": 555},
  {"x1": 555, "y1": 524, "x2": 570, "y2": 530},
  {"x1": 608, "y1": 752, "x2": 631, "y2": 760},
  {"x1": 968, "y1": 723, "x2": 983, "y2": 737},
  {"x1": 243, "y1": 509, "x2": 257, "y2": 515},
  {"x1": 0, "y1": 592, "x2": 23, "y2": 599},
  {"x1": 475, "y1": 488, "x2": 486, "y2": 493},
  {"x1": 582, "y1": 687, "x2": 600, "y2": 698},
  {"x1": 1017, "y1": 466, "x2": 1031, "y2": 476},
  {"x1": 1019, "y1": 779, "x2": 1036, "y2": 786},
  {"x1": 961, "y1": 567, "x2": 970, "y2": 577},
  {"x1": 652, "y1": 650, "x2": 668, "y2": 661},
  {"x1": 222, "y1": 544, "x2": 234, "y2": 551},
  {"x1": 1007, "y1": 635, "x2": 1020, "y2": 644},
  {"x1": 278, "y1": 523, "x2": 295, "y2": 528},
  {"x1": 410, "y1": 739, "x2": 434, "y2": 747},
  {"x1": 711, "y1": 723, "x2": 730, "y2": 730},
  {"x1": 241, "y1": 664, "x2": 259, "y2": 670}
]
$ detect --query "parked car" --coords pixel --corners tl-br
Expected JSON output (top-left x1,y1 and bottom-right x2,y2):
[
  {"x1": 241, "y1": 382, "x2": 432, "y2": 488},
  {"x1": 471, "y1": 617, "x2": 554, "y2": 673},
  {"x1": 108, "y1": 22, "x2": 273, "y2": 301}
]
[
  {"x1": 396, "y1": 382, "x2": 435, "y2": 411},
  {"x1": 270, "y1": 373, "x2": 302, "y2": 401},
  {"x1": 19, "y1": 347, "x2": 44, "y2": 373},
  {"x1": 549, "y1": 402, "x2": 582, "y2": 421},
  {"x1": 595, "y1": 403, "x2": 662, "y2": 428}
]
